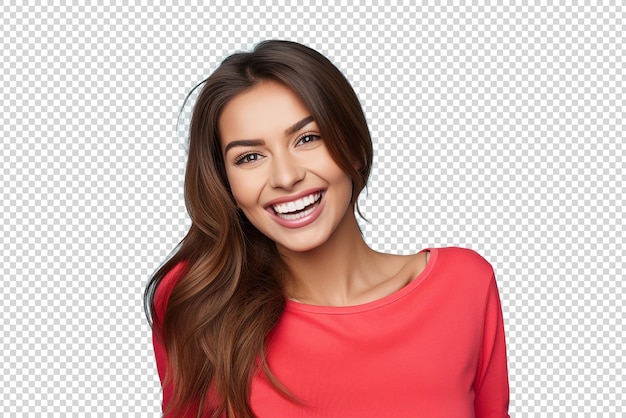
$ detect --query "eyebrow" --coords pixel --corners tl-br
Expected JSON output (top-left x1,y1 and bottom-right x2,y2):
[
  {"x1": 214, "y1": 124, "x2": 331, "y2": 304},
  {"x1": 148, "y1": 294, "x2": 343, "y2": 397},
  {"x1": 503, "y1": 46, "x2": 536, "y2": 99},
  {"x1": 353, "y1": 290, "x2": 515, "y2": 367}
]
[
  {"x1": 223, "y1": 115, "x2": 315, "y2": 154},
  {"x1": 224, "y1": 139, "x2": 265, "y2": 154},
  {"x1": 285, "y1": 115, "x2": 314, "y2": 136}
]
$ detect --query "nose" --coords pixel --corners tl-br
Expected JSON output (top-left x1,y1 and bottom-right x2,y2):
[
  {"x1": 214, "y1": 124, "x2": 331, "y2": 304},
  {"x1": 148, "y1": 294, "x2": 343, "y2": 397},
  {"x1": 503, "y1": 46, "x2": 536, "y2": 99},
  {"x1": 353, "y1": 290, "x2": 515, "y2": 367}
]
[{"x1": 269, "y1": 154, "x2": 305, "y2": 190}]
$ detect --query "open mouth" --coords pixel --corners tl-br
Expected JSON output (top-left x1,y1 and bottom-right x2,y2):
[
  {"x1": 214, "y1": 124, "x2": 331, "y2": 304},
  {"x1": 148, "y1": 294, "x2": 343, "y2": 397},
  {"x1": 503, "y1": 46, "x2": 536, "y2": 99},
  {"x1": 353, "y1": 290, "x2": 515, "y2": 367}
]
[{"x1": 271, "y1": 191, "x2": 324, "y2": 221}]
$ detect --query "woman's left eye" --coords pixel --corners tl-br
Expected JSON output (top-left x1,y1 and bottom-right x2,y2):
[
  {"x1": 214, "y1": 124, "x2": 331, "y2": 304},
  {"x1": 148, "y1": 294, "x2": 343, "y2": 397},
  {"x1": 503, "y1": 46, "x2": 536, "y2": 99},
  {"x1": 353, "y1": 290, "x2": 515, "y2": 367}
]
[{"x1": 296, "y1": 134, "x2": 321, "y2": 146}]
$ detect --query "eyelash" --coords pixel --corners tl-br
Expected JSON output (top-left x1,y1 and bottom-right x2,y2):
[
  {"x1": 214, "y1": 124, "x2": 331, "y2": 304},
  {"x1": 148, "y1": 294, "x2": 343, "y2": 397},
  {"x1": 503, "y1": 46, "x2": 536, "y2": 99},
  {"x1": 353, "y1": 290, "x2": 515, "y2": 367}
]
[
  {"x1": 296, "y1": 133, "x2": 322, "y2": 145},
  {"x1": 232, "y1": 133, "x2": 322, "y2": 165},
  {"x1": 234, "y1": 152, "x2": 261, "y2": 165}
]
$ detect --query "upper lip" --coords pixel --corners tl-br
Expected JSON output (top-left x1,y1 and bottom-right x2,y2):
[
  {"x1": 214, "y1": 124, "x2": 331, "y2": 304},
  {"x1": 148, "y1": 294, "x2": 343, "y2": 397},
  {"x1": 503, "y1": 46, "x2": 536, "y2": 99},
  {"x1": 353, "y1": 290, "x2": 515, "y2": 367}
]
[{"x1": 265, "y1": 188, "x2": 325, "y2": 208}]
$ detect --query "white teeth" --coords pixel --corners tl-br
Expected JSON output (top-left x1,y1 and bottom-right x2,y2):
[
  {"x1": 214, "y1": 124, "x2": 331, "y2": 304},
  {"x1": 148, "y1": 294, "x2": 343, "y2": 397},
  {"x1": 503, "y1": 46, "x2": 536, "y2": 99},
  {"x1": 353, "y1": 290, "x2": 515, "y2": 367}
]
[
  {"x1": 272, "y1": 192, "x2": 322, "y2": 214},
  {"x1": 277, "y1": 205, "x2": 317, "y2": 220}
]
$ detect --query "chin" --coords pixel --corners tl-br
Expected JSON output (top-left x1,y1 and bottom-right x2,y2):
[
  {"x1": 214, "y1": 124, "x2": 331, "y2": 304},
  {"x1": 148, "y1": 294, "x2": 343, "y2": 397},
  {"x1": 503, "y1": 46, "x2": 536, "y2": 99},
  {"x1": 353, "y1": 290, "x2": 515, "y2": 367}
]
[{"x1": 274, "y1": 233, "x2": 330, "y2": 254}]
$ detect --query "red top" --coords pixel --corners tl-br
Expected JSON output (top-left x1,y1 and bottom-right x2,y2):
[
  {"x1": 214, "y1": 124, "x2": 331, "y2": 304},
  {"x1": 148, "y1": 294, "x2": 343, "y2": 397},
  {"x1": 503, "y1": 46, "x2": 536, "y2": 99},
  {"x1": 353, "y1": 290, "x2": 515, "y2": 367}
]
[{"x1": 153, "y1": 247, "x2": 510, "y2": 417}]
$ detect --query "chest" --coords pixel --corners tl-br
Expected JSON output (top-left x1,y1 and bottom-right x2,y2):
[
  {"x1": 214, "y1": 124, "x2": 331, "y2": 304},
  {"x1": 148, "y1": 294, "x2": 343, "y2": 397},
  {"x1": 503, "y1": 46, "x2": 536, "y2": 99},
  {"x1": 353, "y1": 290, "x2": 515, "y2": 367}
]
[{"x1": 250, "y1": 288, "x2": 484, "y2": 418}]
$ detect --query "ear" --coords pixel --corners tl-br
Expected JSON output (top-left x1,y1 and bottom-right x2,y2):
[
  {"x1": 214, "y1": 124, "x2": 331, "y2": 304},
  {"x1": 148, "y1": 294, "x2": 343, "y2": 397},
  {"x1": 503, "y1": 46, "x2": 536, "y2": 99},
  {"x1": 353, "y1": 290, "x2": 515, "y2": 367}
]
[{"x1": 354, "y1": 149, "x2": 369, "y2": 173}]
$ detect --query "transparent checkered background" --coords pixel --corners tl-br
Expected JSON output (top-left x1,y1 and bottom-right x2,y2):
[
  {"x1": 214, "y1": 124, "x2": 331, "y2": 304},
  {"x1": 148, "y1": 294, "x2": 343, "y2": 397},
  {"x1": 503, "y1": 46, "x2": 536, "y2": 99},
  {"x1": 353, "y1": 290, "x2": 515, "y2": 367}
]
[{"x1": 1, "y1": 2, "x2": 623, "y2": 417}]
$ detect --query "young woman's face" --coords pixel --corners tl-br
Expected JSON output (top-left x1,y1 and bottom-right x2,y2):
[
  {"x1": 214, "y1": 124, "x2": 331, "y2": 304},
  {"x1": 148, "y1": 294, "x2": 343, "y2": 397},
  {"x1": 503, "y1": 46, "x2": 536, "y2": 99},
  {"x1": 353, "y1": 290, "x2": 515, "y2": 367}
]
[{"x1": 219, "y1": 80, "x2": 354, "y2": 253}]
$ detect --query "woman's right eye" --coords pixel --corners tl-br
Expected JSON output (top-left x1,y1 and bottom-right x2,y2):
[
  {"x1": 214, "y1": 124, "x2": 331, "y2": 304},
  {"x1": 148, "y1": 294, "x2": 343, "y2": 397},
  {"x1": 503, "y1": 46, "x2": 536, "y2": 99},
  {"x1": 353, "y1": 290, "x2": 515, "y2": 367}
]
[{"x1": 234, "y1": 152, "x2": 262, "y2": 165}]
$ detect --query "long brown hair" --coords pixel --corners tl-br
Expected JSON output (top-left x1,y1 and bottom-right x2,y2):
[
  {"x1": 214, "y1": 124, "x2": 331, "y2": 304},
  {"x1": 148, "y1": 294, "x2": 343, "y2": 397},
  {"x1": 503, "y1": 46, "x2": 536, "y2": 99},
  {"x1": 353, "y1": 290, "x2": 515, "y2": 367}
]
[{"x1": 144, "y1": 40, "x2": 373, "y2": 418}]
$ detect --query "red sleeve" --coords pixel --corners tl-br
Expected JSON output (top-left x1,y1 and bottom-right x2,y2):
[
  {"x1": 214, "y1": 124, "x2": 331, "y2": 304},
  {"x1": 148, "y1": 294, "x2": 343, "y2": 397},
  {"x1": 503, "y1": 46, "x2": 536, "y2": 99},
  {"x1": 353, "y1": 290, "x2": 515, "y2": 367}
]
[
  {"x1": 151, "y1": 262, "x2": 191, "y2": 417},
  {"x1": 474, "y1": 274, "x2": 510, "y2": 418}
]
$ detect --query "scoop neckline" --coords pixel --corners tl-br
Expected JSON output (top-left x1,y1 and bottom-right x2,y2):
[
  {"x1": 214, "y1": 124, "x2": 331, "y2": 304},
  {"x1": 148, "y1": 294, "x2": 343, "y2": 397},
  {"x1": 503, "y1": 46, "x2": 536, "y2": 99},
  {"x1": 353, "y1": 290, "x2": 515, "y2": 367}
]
[{"x1": 285, "y1": 247, "x2": 438, "y2": 315}]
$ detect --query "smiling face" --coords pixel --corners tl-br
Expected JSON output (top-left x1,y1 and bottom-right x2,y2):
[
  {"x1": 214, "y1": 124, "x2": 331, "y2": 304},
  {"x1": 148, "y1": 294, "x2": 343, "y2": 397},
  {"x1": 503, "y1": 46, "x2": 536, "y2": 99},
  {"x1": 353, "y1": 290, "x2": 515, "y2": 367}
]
[{"x1": 219, "y1": 80, "x2": 355, "y2": 254}]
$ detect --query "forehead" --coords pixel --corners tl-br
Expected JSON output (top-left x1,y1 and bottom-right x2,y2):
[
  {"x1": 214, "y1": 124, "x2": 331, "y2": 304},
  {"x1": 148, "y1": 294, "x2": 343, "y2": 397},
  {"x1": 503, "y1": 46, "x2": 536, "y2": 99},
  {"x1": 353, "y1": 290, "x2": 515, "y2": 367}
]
[{"x1": 218, "y1": 81, "x2": 312, "y2": 144}]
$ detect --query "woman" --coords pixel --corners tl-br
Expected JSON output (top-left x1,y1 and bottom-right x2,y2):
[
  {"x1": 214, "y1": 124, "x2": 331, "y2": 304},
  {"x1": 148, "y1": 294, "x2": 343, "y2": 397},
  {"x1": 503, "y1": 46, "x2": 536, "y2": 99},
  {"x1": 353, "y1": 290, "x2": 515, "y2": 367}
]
[{"x1": 145, "y1": 40, "x2": 510, "y2": 418}]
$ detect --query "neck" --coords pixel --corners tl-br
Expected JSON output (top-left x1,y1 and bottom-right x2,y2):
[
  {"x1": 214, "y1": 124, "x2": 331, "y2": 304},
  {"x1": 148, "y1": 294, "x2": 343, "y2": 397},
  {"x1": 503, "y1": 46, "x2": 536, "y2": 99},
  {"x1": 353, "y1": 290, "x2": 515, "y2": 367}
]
[{"x1": 278, "y1": 211, "x2": 384, "y2": 306}]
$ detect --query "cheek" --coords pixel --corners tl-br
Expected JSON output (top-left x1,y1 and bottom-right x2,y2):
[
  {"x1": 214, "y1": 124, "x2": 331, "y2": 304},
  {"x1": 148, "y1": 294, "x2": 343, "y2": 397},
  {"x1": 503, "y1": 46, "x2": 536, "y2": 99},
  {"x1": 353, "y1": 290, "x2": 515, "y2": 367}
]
[
  {"x1": 323, "y1": 161, "x2": 352, "y2": 189},
  {"x1": 227, "y1": 171, "x2": 263, "y2": 209}
]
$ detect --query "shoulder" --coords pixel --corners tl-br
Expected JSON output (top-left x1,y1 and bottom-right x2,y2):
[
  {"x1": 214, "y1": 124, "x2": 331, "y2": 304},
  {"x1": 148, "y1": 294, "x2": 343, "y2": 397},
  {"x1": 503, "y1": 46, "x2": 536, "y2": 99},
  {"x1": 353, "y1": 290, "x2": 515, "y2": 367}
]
[
  {"x1": 427, "y1": 247, "x2": 501, "y2": 317},
  {"x1": 153, "y1": 261, "x2": 188, "y2": 323},
  {"x1": 434, "y1": 246, "x2": 494, "y2": 275},
  {"x1": 430, "y1": 247, "x2": 495, "y2": 292}
]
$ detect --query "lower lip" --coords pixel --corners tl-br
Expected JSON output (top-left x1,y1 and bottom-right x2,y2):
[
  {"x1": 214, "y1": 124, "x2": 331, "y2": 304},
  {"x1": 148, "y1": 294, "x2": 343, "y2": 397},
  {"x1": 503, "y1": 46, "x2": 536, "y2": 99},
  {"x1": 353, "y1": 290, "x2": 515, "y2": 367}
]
[{"x1": 267, "y1": 194, "x2": 325, "y2": 229}]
